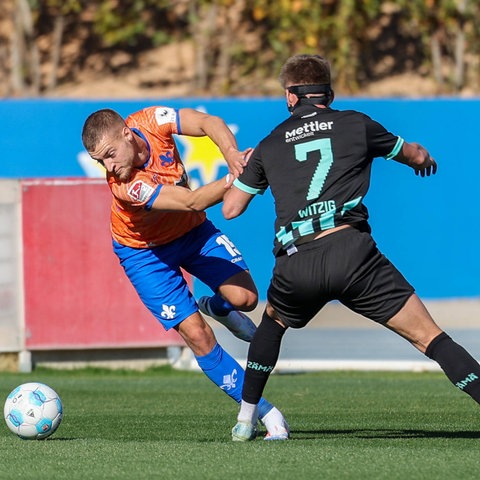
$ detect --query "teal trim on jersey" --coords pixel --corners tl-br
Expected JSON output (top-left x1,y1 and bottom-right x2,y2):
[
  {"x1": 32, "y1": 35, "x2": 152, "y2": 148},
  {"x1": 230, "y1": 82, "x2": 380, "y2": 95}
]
[
  {"x1": 276, "y1": 226, "x2": 294, "y2": 246},
  {"x1": 320, "y1": 209, "x2": 336, "y2": 230},
  {"x1": 233, "y1": 178, "x2": 265, "y2": 195},
  {"x1": 341, "y1": 196, "x2": 362, "y2": 216},
  {"x1": 294, "y1": 219, "x2": 315, "y2": 236},
  {"x1": 385, "y1": 137, "x2": 404, "y2": 160},
  {"x1": 276, "y1": 196, "x2": 364, "y2": 248}
]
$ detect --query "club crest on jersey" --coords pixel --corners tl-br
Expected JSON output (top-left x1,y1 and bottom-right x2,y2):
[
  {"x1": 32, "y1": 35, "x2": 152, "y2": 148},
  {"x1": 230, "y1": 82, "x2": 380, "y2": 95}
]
[
  {"x1": 127, "y1": 181, "x2": 154, "y2": 202},
  {"x1": 160, "y1": 150, "x2": 174, "y2": 166}
]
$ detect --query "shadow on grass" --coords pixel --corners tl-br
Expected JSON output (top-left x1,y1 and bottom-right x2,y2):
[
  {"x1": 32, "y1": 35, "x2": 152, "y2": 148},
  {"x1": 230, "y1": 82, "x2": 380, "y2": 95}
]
[{"x1": 292, "y1": 429, "x2": 480, "y2": 440}]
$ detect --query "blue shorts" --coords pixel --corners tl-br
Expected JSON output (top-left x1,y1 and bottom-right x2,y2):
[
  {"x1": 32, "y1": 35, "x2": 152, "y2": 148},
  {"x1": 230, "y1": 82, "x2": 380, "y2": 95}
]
[{"x1": 113, "y1": 220, "x2": 249, "y2": 330}]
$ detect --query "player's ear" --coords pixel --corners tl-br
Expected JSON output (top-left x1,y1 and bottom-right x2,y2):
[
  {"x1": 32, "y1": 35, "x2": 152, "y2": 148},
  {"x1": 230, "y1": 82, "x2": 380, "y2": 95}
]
[
  {"x1": 327, "y1": 89, "x2": 335, "y2": 106},
  {"x1": 286, "y1": 89, "x2": 298, "y2": 111},
  {"x1": 123, "y1": 126, "x2": 133, "y2": 142}
]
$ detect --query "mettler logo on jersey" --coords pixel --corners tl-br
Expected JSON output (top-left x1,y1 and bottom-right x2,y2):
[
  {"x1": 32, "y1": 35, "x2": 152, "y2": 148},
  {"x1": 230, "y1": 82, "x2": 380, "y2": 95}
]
[{"x1": 285, "y1": 120, "x2": 333, "y2": 143}]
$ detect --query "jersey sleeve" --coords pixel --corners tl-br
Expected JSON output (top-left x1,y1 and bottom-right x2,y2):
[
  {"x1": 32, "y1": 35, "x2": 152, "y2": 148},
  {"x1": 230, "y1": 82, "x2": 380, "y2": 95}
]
[
  {"x1": 109, "y1": 170, "x2": 160, "y2": 208},
  {"x1": 364, "y1": 114, "x2": 404, "y2": 159},
  {"x1": 234, "y1": 144, "x2": 268, "y2": 195},
  {"x1": 126, "y1": 106, "x2": 180, "y2": 136}
]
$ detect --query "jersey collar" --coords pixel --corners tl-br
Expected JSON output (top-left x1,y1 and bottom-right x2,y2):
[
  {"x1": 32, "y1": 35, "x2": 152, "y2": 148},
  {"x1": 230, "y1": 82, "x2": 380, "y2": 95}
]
[{"x1": 131, "y1": 128, "x2": 151, "y2": 168}]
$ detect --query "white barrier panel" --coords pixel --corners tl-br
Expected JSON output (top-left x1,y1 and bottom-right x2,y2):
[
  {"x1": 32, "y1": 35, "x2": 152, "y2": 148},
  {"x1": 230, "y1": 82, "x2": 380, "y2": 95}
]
[{"x1": 0, "y1": 181, "x2": 22, "y2": 352}]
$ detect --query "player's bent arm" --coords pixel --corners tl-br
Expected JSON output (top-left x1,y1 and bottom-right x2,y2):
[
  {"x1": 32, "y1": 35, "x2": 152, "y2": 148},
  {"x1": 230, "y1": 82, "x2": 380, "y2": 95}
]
[
  {"x1": 151, "y1": 176, "x2": 231, "y2": 212},
  {"x1": 393, "y1": 141, "x2": 437, "y2": 177},
  {"x1": 178, "y1": 108, "x2": 249, "y2": 177},
  {"x1": 222, "y1": 186, "x2": 255, "y2": 219}
]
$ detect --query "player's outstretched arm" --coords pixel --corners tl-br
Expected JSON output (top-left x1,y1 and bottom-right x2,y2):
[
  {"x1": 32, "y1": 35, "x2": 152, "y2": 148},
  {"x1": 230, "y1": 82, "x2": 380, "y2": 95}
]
[
  {"x1": 178, "y1": 108, "x2": 251, "y2": 177},
  {"x1": 393, "y1": 141, "x2": 438, "y2": 177},
  {"x1": 223, "y1": 186, "x2": 255, "y2": 219},
  {"x1": 151, "y1": 175, "x2": 233, "y2": 212}
]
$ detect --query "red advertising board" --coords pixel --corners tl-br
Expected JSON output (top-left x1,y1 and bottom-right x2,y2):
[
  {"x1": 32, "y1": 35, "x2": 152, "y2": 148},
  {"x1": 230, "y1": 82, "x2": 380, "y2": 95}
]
[{"x1": 21, "y1": 179, "x2": 184, "y2": 350}]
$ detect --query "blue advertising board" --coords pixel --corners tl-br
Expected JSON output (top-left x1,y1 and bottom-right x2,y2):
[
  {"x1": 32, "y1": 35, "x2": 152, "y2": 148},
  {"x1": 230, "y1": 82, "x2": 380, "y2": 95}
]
[{"x1": 1, "y1": 97, "x2": 479, "y2": 300}]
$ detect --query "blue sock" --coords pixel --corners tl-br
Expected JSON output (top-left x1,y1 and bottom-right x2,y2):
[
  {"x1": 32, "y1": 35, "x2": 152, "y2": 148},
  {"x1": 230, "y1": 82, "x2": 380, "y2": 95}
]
[
  {"x1": 257, "y1": 398, "x2": 274, "y2": 419},
  {"x1": 195, "y1": 343, "x2": 273, "y2": 419},
  {"x1": 208, "y1": 294, "x2": 234, "y2": 316}
]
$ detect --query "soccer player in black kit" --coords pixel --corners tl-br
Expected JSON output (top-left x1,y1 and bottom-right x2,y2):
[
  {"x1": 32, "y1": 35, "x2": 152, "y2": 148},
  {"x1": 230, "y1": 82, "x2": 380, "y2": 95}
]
[{"x1": 222, "y1": 54, "x2": 480, "y2": 441}]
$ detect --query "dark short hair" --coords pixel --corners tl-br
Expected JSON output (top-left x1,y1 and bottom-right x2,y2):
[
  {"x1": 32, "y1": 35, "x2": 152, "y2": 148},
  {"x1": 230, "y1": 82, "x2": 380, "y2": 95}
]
[
  {"x1": 81, "y1": 108, "x2": 125, "y2": 152},
  {"x1": 279, "y1": 54, "x2": 331, "y2": 88}
]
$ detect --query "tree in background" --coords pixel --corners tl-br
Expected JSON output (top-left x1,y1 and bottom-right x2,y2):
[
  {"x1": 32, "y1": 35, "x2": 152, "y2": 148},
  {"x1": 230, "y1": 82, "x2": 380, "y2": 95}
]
[{"x1": 1, "y1": 0, "x2": 479, "y2": 97}]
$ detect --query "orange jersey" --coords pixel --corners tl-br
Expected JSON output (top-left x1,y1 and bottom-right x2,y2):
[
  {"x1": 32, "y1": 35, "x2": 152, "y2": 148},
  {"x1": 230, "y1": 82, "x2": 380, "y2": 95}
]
[{"x1": 108, "y1": 106, "x2": 205, "y2": 248}]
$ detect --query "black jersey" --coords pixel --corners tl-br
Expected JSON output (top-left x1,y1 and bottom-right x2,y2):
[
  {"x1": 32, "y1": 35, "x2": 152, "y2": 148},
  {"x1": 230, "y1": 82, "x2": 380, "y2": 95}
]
[{"x1": 235, "y1": 104, "x2": 403, "y2": 255}]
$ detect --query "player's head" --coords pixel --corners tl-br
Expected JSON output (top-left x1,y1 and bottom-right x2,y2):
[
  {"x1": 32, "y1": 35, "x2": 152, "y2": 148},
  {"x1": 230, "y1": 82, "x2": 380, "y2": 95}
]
[
  {"x1": 82, "y1": 108, "x2": 126, "y2": 153},
  {"x1": 279, "y1": 54, "x2": 334, "y2": 112},
  {"x1": 82, "y1": 109, "x2": 138, "y2": 182}
]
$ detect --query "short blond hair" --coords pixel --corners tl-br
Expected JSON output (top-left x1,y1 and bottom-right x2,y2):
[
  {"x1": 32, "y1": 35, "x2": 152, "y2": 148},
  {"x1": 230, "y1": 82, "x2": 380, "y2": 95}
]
[{"x1": 82, "y1": 108, "x2": 125, "y2": 152}]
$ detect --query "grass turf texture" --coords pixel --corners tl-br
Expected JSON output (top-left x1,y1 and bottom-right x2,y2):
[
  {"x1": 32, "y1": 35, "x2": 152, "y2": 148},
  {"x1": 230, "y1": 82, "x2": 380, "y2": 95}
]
[{"x1": 1, "y1": 367, "x2": 479, "y2": 480}]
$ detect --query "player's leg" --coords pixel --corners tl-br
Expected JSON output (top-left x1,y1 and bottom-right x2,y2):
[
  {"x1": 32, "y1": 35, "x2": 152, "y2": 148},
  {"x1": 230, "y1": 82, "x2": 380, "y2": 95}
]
[
  {"x1": 175, "y1": 311, "x2": 216, "y2": 356},
  {"x1": 384, "y1": 293, "x2": 442, "y2": 353},
  {"x1": 185, "y1": 220, "x2": 258, "y2": 342},
  {"x1": 176, "y1": 313, "x2": 288, "y2": 439},
  {"x1": 233, "y1": 307, "x2": 289, "y2": 441},
  {"x1": 114, "y1": 236, "x2": 287, "y2": 438},
  {"x1": 233, "y1": 247, "x2": 326, "y2": 441},
  {"x1": 386, "y1": 294, "x2": 480, "y2": 403},
  {"x1": 339, "y1": 229, "x2": 480, "y2": 406},
  {"x1": 198, "y1": 270, "x2": 257, "y2": 342},
  {"x1": 216, "y1": 270, "x2": 258, "y2": 312}
]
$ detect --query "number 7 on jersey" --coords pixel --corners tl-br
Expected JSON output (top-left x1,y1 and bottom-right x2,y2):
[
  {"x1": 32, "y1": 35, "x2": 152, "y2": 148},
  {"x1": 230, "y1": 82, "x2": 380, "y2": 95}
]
[{"x1": 294, "y1": 138, "x2": 333, "y2": 201}]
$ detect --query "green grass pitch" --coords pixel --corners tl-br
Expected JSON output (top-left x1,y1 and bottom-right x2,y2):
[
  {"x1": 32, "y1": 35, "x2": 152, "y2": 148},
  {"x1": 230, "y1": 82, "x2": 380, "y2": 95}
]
[{"x1": 1, "y1": 367, "x2": 479, "y2": 480}]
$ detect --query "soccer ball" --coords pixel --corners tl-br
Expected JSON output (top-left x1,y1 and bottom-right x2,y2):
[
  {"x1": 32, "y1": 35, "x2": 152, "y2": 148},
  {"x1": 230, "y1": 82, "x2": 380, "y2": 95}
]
[{"x1": 4, "y1": 382, "x2": 63, "y2": 440}]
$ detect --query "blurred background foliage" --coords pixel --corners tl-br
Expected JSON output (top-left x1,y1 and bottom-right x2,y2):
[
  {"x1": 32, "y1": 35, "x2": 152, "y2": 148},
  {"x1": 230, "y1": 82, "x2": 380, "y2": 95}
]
[{"x1": 1, "y1": 0, "x2": 479, "y2": 97}]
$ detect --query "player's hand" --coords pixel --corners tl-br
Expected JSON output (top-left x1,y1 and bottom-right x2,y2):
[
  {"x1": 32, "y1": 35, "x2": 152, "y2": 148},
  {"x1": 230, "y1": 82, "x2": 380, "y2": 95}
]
[
  {"x1": 415, "y1": 153, "x2": 437, "y2": 177},
  {"x1": 225, "y1": 147, "x2": 253, "y2": 177}
]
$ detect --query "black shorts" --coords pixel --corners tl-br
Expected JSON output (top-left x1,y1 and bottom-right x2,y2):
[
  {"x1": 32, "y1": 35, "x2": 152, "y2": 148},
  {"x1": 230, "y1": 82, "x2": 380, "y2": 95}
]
[{"x1": 267, "y1": 227, "x2": 414, "y2": 328}]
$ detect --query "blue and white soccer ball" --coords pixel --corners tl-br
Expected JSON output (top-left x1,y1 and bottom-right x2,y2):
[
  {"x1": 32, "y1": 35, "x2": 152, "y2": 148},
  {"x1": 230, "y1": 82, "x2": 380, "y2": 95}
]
[{"x1": 4, "y1": 382, "x2": 63, "y2": 440}]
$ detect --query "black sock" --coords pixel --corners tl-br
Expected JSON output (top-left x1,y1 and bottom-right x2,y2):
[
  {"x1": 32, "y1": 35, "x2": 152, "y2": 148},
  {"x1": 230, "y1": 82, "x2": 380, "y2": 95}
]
[
  {"x1": 425, "y1": 332, "x2": 480, "y2": 403},
  {"x1": 242, "y1": 311, "x2": 286, "y2": 404}
]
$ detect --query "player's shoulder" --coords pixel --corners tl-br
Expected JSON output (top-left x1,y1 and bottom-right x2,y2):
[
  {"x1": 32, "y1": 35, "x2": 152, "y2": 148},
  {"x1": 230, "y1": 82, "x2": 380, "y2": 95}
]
[
  {"x1": 109, "y1": 171, "x2": 157, "y2": 206},
  {"x1": 127, "y1": 106, "x2": 178, "y2": 129},
  {"x1": 329, "y1": 108, "x2": 382, "y2": 129},
  {"x1": 331, "y1": 108, "x2": 370, "y2": 119}
]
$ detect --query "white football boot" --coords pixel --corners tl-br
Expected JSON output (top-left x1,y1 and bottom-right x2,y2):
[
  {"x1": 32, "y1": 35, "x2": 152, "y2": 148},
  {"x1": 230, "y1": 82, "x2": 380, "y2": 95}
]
[
  {"x1": 197, "y1": 296, "x2": 257, "y2": 342},
  {"x1": 260, "y1": 406, "x2": 290, "y2": 441}
]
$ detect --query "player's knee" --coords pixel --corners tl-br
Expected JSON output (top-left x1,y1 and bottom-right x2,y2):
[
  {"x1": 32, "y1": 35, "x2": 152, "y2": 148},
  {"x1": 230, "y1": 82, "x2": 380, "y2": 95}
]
[
  {"x1": 219, "y1": 285, "x2": 258, "y2": 311},
  {"x1": 219, "y1": 271, "x2": 258, "y2": 311},
  {"x1": 230, "y1": 289, "x2": 258, "y2": 311},
  {"x1": 242, "y1": 290, "x2": 258, "y2": 311}
]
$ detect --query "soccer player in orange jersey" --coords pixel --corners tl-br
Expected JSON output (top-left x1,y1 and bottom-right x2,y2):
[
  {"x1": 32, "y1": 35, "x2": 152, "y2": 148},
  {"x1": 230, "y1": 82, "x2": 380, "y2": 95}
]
[{"x1": 81, "y1": 106, "x2": 288, "y2": 440}]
